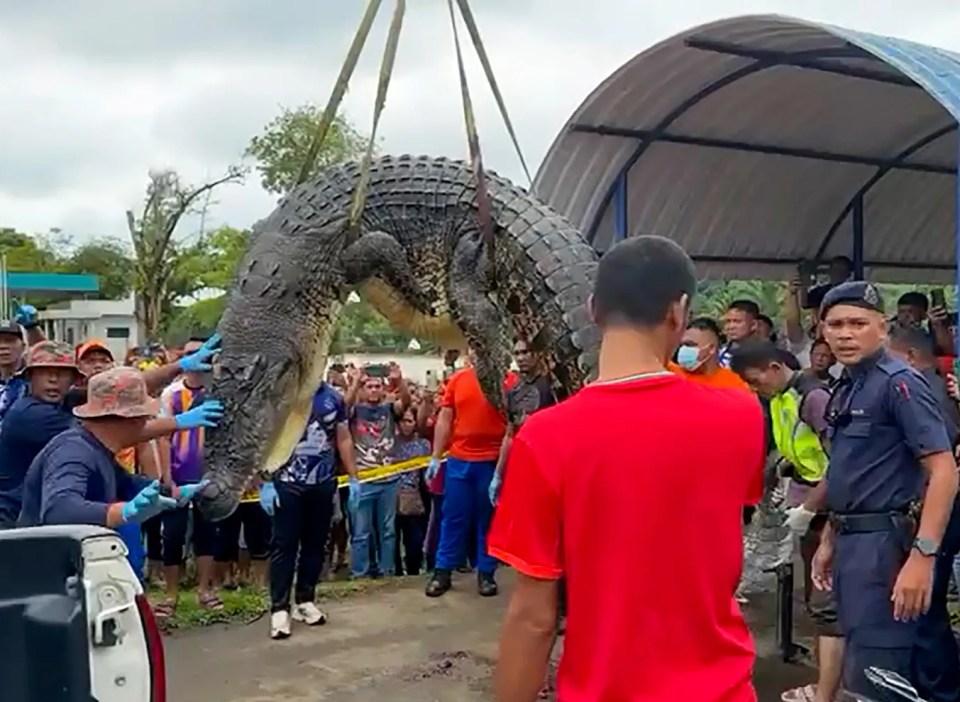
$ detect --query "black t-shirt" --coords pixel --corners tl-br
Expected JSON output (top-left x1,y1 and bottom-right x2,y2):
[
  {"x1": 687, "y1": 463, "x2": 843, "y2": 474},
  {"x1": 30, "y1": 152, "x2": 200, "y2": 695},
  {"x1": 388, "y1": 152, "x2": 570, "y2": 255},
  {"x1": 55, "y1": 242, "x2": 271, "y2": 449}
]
[
  {"x1": 805, "y1": 283, "x2": 834, "y2": 310},
  {"x1": 506, "y1": 375, "x2": 557, "y2": 428}
]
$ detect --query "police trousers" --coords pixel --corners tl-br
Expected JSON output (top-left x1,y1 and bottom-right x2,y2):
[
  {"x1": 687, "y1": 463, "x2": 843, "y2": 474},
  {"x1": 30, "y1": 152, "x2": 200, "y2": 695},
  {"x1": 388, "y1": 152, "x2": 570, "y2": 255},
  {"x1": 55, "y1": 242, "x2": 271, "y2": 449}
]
[{"x1": 834, "y1": 524, "x2": 918, "y2": 699}]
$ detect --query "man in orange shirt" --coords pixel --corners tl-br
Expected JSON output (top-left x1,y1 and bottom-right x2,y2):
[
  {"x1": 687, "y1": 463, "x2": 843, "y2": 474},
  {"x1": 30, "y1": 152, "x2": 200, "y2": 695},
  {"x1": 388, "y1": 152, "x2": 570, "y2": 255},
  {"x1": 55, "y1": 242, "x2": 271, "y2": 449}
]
[
  {"x1": 670, "y1": 317, "x2": 752, "y2": 391},
  {"x1": 425, "y1": 348, "x2": 509, "y2": 598}
]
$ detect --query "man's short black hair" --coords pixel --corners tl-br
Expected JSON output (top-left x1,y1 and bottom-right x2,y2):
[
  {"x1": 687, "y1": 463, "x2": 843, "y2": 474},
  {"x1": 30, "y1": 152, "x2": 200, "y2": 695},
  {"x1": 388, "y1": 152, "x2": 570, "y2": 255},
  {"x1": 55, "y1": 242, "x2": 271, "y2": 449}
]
[
  {"x1": 888, "y1": 323, "x2": 935, "y2": 358},
  {"x1": 688, "y1": 316, "x2": 722, "y2": 341},
  {"x1": 897, "y1": 291, "x2": 929, "y2": 311},
  {"x1": 727, "y1": 299, "x2": 760, "y2": 318},
  {"x1": 592, "y1": 236, "x2": 696, "y2": 327},
  {"x1": 831, "y1": 255, "x2": 853, "y2": 271},
  {"x1": 729, "y1": 339, "x2": 783, "y2": 376},
  {"x1": 188, "y1": 335, "x2": 209, "y2": 343}
]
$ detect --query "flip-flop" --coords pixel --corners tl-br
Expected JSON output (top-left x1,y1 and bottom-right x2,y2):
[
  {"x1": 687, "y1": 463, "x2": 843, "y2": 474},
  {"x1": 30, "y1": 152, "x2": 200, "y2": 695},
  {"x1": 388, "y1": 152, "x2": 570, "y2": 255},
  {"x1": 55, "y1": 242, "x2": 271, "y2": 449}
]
[
  {"x1": 781, "y1": 684, "x2": 818, "y2": 702},
  {"x1": 198, "y1": 592, "x2": 225, "y2": 611},
  {"x1": 153, "y1": 600, "x2": 176, "y2": 619}
]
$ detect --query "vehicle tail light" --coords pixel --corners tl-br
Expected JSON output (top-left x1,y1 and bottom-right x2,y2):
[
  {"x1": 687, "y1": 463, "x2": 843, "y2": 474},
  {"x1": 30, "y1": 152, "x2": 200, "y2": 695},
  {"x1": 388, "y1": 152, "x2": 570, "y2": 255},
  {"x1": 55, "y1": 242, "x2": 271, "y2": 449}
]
[{"x1": 135, "y1": 593, "x2": 166, "y2": 702}]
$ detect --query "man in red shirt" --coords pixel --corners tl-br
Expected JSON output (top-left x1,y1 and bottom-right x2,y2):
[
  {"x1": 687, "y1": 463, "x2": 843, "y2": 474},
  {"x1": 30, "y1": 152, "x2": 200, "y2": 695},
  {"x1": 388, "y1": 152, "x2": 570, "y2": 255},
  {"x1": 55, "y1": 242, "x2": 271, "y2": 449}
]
[{"x1": 488, "y1": 236, "x2": 765, "y2": 702}]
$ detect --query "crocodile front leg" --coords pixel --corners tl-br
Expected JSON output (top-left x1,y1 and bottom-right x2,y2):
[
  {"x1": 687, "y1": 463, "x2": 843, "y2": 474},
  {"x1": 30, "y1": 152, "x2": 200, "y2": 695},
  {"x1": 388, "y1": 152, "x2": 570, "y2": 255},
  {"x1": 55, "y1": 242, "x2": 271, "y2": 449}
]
[
  {"x1": 340, "y1": 231, "x2": 427, "y2": 304},
  {"x1": 448, "y1": 234, "x2": 511, "y2": 415}
]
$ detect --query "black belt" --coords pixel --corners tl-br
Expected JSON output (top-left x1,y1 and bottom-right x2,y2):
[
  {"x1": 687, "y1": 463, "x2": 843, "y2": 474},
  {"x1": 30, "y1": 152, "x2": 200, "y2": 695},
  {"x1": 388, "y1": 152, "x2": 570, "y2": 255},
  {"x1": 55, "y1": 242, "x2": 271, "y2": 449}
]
[{"x1": 829, "y1": 510, "x2": 912, "y2": 535}]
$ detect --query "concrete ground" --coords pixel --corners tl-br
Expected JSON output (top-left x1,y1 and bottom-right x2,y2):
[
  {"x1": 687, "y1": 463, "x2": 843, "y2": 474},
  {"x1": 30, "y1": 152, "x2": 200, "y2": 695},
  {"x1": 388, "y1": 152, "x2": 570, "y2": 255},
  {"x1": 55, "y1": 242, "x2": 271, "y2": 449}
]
[{"x1": 165, "y1": 570, "x2": 815, "y2": 702}]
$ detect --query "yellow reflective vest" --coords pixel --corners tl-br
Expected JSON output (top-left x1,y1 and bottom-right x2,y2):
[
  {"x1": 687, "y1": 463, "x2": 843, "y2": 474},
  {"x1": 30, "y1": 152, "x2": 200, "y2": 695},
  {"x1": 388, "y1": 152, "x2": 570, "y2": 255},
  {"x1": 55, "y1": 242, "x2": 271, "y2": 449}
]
[{"x1": 769, "y1": 374, "x2": 829, "y2": 483}]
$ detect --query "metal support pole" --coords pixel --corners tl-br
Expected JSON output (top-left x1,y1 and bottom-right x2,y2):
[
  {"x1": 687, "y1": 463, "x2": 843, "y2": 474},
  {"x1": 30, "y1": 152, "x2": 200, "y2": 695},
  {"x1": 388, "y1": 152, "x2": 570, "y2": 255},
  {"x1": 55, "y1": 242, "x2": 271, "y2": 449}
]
[
  {"x1": 613, "y1": 171, "x2": 628, "y2": 243},
  {"x1": 852, "y1": 195, "x2": 865, "y2": 280},
  {"x1": 955, "y1": 136, "x2": 960, "y2": 356}
]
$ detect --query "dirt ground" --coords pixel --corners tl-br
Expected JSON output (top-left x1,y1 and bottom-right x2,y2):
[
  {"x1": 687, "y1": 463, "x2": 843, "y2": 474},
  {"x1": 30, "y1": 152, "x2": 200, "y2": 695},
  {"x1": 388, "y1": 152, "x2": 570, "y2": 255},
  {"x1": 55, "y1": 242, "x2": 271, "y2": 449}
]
[{"x1": 165, "y1": 570, "x2": 815, "y2": 702}]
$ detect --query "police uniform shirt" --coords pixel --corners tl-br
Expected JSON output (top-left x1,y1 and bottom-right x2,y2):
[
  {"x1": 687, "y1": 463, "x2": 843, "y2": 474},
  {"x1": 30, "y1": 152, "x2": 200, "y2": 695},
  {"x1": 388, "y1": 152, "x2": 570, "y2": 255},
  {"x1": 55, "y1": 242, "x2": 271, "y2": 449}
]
[{"x1": 820, "y1": 281, "x2": 953, "y2": 513}]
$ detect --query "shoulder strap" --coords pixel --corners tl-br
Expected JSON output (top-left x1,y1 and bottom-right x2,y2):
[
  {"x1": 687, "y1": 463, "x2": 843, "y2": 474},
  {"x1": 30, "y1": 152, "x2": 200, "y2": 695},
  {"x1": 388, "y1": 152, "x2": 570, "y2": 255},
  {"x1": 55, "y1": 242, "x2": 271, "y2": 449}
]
[{"x1": 791, "y1": 372, "x2": 830, "y2": 420}]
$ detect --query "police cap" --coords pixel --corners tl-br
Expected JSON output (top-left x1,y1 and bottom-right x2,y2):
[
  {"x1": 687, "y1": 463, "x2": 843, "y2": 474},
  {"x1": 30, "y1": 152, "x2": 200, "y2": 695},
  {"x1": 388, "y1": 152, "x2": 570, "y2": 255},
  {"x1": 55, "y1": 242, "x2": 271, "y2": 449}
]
[{"x1": 819, "y1": 280, "x2": 885, "y2": 317}]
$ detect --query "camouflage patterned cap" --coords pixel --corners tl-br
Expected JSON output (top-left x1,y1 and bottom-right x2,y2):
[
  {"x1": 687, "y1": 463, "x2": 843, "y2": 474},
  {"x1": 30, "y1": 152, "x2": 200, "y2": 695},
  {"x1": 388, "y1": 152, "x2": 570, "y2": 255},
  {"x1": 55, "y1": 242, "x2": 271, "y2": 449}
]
[
  {"x1": 73, "y1": 366, "x2": 160, "y2": 419},
  {"x1": 23, "y1": 341, "x2": 79, "y2": 373}
]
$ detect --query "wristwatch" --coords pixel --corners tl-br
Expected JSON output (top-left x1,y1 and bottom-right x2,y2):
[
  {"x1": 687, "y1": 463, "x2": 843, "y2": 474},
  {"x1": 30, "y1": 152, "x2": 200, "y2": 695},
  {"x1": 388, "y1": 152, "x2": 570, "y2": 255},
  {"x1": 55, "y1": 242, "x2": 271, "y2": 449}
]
[{"x1": 912, "y1": 537, "x2": 939, "y2": 557}]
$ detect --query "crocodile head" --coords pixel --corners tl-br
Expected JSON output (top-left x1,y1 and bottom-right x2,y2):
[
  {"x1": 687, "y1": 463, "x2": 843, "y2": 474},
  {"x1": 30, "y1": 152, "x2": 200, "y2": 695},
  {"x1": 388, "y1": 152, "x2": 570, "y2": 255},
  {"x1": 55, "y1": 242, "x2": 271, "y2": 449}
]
[{"x1": 196, "y1": 216, "x2": 348, "y2": 521}]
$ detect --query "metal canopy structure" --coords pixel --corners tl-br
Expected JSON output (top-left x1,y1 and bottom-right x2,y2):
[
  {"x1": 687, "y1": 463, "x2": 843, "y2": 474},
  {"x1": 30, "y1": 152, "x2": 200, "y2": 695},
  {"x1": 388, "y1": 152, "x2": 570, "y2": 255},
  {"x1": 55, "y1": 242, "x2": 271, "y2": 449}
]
[{"x1": 532, "y1": 14, "x2": 960, "y2": 283}]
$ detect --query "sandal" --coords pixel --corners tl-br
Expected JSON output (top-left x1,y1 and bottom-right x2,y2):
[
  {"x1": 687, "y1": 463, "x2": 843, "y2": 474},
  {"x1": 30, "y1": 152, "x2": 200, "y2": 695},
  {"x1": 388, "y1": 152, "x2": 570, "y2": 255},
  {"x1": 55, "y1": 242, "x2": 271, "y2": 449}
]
[
  {"x1": 198, "y1": 592, "x2": 225, "y2": 611},
  {"x1": 153, "y1": 600, "x2": 176, "y2": 619},
  {"x1": 781, "y1": 684, "x2": 818, "y2": 702}
]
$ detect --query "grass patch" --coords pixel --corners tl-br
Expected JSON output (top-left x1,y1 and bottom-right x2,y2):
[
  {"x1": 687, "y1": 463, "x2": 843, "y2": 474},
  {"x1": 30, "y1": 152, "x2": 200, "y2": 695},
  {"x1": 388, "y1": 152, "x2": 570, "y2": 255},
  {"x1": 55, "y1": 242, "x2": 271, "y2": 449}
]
[{"x1": 149, "y1": 576, "x2": 407, "y2": 631}]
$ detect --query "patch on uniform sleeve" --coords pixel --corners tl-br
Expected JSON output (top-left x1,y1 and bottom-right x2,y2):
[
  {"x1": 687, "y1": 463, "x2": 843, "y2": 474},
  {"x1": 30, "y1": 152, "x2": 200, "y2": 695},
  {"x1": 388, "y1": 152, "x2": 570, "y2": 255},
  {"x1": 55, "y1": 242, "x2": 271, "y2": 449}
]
[{"x1": 895, "y1": 379, "x2": 911, "y2": 401}]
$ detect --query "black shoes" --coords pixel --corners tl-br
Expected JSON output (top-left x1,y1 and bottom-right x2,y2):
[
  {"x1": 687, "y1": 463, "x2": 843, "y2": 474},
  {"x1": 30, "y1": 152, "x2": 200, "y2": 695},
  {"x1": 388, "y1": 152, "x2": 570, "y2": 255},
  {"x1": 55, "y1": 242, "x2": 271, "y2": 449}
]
[
  {"x1": 425, "y1": 569, "x2": 452, "y2": 597},
  {"x1": 478, "y1": 572, "x2": 498, "y2": 597},
  {"x1": 424, "y1": 569, "x2": 498, "y2": 597}
]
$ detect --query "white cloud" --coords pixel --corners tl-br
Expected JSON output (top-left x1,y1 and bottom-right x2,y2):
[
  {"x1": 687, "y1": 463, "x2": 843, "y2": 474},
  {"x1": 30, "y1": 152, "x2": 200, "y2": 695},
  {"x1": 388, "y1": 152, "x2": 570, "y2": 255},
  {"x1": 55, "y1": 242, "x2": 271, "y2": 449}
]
[{"x1": 0, "y1": 0, "x2": 958, "y2": 242}]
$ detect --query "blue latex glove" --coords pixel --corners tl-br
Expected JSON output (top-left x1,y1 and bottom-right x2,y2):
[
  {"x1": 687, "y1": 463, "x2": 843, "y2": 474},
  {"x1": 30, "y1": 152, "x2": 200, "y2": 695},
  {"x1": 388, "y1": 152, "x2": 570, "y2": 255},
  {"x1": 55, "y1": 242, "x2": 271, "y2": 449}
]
[
  {"x1": 425, "y1": 457, "x2": 442, "y2": 482},
  {"x1": 259, "y1": 482, "x2": 279, "y2": 516},
  {"x1": 174, "y1": 399, "x2": 224, "y2": 430},
  {"x1": 178, "y1": 333, "x2": 221, "y2": 373},
  {"x1": 175, "y1": 480, "x2": 209, "y2": 507},
  {"x1": 121, "y1": 480, "x2": 178, "y2": 525},
  {"x1": 488, "y1": 471, "x2": 502, "y2": 506},
  {"x1": 14, "y1": 303, "x2": 37, "y2": 328},
  {"x1": 348, "y1": 477, "x2": 361, "y2": 513}
]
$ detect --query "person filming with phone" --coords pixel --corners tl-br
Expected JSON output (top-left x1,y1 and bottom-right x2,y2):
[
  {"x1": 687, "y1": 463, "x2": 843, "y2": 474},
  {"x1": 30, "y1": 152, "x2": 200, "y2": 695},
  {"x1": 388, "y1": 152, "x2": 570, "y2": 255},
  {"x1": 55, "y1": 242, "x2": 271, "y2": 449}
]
[{"x1": 343, "y1": 363, "x2": 412, "y2": 578}]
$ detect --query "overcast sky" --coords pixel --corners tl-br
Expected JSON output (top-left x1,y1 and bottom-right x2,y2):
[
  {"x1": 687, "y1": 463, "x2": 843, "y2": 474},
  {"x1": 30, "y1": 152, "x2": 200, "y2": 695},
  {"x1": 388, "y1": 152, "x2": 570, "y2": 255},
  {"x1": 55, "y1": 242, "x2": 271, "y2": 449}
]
[{"x1": 1, "y1": 0, "x2": 958, "y2": 244}]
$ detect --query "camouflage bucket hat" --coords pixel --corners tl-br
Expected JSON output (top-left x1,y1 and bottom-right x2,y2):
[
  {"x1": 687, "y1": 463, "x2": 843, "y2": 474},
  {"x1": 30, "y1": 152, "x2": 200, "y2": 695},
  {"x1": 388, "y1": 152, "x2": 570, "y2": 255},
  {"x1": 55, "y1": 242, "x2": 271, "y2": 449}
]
[
  {"x1": 73, "y1": 366, "x2": 160, "y2": 419},
  {"x1": 23, "y1": 341, "x2": 79, "y2": 374}
]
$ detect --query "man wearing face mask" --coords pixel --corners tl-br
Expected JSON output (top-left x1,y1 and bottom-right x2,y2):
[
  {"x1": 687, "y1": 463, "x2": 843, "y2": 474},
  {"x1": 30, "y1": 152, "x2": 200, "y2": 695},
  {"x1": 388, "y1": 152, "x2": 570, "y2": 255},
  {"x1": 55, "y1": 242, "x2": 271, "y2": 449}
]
[{"x1": 671, "y1": 317, "x2": 751, "y2": 391}]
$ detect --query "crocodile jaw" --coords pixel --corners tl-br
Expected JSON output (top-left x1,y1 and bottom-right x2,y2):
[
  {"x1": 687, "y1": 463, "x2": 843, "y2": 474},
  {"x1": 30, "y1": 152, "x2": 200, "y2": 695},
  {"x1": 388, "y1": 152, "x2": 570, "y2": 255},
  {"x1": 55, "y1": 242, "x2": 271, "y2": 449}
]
[
  {"x1": 261, "y1": 298, "x2": 342, "y2": 475},
  {"x1": 359, "y1": 279, "x2": 466, "y2": 349}
]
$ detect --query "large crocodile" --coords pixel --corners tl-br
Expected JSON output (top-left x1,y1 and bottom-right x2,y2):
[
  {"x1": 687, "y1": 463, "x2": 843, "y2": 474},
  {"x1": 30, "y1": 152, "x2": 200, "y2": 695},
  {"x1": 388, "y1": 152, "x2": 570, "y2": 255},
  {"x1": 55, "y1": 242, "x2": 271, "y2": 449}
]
[{"x1": 197, "y1": 155, "x2": 600, "y2": 520}]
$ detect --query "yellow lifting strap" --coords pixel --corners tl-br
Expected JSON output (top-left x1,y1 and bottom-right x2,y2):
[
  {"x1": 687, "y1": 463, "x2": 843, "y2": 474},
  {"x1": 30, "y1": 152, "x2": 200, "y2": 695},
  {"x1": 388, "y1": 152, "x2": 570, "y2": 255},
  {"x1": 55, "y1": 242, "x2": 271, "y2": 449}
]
[{"x1": 295, "y1": 0, "x2": 530, "y2": 249}]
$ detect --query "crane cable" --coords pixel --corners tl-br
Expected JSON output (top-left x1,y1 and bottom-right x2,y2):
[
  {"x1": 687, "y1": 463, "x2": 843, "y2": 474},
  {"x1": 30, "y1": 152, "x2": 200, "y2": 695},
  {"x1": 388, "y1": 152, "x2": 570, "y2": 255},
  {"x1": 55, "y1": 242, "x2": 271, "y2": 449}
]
[
  {"x1": 296, "y1": 0, "x2": 531, "y2": 250},
  {"x1": 294, "y1": 0, "x2": 383, "y2": 190}
]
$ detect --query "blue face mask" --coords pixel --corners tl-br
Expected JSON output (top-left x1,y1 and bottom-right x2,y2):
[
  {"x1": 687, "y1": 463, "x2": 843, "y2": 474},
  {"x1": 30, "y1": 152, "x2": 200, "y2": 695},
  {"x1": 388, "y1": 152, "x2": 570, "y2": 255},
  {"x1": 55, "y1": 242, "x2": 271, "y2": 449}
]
[{"x1": 676, "y1": 345, "x2": 702, "y2": 371}]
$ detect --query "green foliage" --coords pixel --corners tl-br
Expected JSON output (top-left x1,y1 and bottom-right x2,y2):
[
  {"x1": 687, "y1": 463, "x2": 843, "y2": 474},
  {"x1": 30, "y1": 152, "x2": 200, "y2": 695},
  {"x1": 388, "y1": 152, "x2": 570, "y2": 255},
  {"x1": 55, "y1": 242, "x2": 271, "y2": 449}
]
[
  {"x1": 245, "y1": 104, "x2": 369, "y2": 194},
  {"x1": 0, "y1": 227, "x2": 135, "y2": 304},
  {"x1": 60, "y1": 238, "x2": 136, "y2": 299},
  {"x1": 150, "y1": 579, "x2": 400, "y2": 630}
]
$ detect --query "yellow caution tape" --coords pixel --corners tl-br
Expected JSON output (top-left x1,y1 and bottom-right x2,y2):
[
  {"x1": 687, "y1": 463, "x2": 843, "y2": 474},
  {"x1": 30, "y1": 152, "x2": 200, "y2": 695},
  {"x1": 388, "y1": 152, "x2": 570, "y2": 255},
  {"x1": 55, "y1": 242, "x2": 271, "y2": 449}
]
[{"x1": 335, "y1": 454, "x2": 446, "y2": 488}]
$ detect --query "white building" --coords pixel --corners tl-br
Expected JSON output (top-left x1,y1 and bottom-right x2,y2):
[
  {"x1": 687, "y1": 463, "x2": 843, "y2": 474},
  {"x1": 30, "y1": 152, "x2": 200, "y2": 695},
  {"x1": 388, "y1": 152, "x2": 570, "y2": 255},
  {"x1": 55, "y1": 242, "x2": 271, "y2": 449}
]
[{"x1": 38, "y1": 297, "x2": 139, "y2": 360}]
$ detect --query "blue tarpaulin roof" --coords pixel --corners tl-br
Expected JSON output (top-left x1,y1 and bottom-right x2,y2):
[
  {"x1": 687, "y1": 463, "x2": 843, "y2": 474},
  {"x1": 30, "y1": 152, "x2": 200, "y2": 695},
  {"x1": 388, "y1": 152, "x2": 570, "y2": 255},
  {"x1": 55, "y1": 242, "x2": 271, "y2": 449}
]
[{"x1": 533, "y1": 14, "x2": 960, "y2": 283}]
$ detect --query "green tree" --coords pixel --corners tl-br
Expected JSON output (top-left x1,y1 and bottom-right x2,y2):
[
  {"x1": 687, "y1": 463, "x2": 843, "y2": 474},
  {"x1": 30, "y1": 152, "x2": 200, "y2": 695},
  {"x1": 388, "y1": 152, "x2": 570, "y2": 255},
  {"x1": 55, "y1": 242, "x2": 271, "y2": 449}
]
[
  {"x1": 245, "y1": 104, "x2": 369, "y2": 194},
  {"x1": 0, "y1": 228, "x2": 60, "y2": 271},
  {"x1": 127, "y1": 167, "x2": 245, "y2": 339},
  {"x1": 60, "y1": 238, "x2": 136, "y2": 300}
]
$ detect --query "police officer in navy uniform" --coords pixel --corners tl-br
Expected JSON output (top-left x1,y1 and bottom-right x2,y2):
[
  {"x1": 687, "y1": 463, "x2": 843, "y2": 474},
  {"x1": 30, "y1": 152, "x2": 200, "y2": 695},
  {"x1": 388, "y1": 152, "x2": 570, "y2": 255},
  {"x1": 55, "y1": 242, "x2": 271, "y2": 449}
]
[{"x1": 812, "y1": 281, "x2": 959, "y2": 701}]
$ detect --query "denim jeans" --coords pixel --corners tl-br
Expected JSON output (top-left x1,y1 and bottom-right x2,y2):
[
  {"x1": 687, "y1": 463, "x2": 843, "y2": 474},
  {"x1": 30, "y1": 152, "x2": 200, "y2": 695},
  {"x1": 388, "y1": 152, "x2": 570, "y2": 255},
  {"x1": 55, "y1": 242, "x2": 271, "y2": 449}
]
[{"x1": 350, "y1": 480, "x2": 399, "y2": 578}]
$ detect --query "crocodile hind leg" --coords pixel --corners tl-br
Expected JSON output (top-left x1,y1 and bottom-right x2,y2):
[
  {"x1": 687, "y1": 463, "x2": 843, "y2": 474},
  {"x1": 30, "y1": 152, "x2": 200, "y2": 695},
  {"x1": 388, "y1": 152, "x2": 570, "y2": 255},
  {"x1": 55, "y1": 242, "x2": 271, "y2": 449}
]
[{"x1": 448, "y1": 234, "x2": 512, "y2": 415}]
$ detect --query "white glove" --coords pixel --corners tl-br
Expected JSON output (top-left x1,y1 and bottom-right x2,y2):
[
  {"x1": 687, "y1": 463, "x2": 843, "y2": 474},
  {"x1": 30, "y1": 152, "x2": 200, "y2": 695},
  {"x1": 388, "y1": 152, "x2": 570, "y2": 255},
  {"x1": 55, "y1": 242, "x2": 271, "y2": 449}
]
[{"x1": 784, "y1": 504, "x2": 816, "y2": 535}]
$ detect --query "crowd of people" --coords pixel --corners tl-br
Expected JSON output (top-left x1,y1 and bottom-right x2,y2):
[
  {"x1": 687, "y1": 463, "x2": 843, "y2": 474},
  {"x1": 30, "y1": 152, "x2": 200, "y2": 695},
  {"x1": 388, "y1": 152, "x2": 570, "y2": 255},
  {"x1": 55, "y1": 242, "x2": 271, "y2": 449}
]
[{"x1": 2, "y1": 245, "x2": 960, "y2": 701}]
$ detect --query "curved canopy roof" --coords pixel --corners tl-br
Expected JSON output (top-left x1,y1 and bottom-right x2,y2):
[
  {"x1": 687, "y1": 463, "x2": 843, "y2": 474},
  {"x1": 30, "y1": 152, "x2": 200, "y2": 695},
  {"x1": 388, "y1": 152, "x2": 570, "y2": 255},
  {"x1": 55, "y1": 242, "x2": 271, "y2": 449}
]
[{"x1": 533, "y1": 15, "x2": 960, "y2": 282}]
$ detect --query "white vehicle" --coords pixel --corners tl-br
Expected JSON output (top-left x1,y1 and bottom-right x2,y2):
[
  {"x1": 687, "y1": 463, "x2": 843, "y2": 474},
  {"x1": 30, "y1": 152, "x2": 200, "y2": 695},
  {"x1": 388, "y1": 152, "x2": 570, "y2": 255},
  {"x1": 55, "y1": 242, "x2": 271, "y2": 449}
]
[{"x1": 0, "y1": 525, "x2": 165, "y2": 702}]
